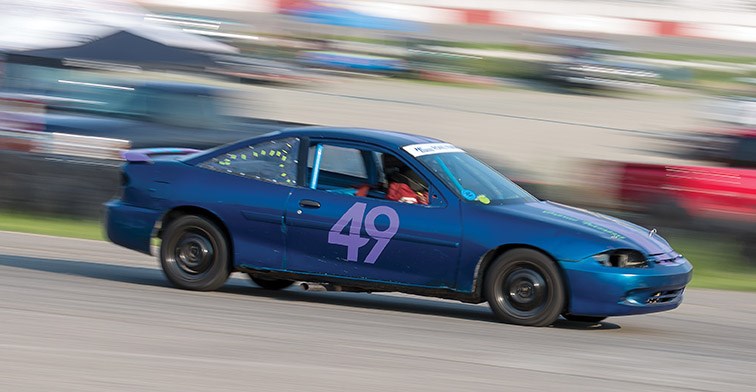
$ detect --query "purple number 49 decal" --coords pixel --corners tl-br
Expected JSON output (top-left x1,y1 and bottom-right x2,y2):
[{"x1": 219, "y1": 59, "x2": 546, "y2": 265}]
[{"x1": 328, "y1": 202, "x2": 400, "y2": 264}]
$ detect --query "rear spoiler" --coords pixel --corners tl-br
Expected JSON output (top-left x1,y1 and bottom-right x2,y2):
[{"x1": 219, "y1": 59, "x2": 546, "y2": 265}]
[{"x1": 121, "y1": 148, "x2": 201, "y2": 163}]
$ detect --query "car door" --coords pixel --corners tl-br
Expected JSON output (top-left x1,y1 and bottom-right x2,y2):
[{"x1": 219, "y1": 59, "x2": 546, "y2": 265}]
[
  {"x1": 192, "y1": 136, "x2": 301, "y2": 270},
  {"x1": 283, "y1": 141, "x2": 462, "y2": 288}
]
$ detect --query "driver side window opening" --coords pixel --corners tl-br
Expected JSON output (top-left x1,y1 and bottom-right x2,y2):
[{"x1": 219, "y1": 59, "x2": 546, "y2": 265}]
[{"x1": 307, "y1": 143, "x2": 430, "y2": 205}]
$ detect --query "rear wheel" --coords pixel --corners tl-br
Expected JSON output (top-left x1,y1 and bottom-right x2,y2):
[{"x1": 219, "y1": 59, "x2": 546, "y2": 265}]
[
  {"x1": 160, "y1": 215, "x2": 230, "y2": 291},
  {"x1": 248, "y1": 274, "x2": 294, "y2": 290},
  {"x1": 484, "y1": 249, "x2": 565, "y2": 327}
]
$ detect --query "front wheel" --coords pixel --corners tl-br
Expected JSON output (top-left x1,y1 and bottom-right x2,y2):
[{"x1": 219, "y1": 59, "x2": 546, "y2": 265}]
[
  {"x1": 484, "y1": 249, "x2": 565, "y2": 327},
  {"x1": 160, "y1": 215, "x2": 230, "y2": 291}
]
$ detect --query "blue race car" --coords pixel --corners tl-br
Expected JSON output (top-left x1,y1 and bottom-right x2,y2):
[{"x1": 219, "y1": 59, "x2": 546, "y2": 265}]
[{"x1": 105, "y1": 127, "x2": 693, "y2": 327}]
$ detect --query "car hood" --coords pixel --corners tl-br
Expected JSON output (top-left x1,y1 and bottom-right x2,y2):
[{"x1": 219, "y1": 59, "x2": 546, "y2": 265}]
[{"x1": 496, "y1": 200, "x2": 673, "y2": 257}]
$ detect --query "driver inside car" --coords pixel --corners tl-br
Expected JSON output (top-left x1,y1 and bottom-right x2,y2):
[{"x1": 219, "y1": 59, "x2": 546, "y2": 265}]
[{"x1": 382, "y1": 154, "x2": 429, "y2": 205}]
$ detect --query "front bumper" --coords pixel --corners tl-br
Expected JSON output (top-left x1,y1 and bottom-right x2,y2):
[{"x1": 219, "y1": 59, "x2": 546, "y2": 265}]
[
  {"x1": 105, "y1": 199, "x2": 161, "y2": 255},
  {"x1": 559, "y1": 255, "x2": 693, "y2": 317}
]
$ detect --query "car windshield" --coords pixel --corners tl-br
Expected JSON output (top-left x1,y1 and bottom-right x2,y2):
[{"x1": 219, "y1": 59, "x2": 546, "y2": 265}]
[{"x1": 415, "y1": 152, "x2": 537, "y2": 205}]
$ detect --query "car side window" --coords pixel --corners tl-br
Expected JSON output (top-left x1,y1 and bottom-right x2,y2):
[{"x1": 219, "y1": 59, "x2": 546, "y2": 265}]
[
  {"x1": 308, "y1": 145, "x2": 367, "y2": 179},
  {"x1": 199, "y1": 137, "x2": 299, "y2": 186},
  {"x1": 309, "y1": 143, "x2": 430, "y2": 205},
  {"x1": 307, "y1": 145, "x2": 368, "y2": 193}
]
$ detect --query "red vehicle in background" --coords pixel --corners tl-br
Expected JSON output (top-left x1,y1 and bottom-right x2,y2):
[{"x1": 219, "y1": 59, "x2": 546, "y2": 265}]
[
  {"x1": 616, "y1": 129, "x2": 755, "y2": 246},
  {"x1": 616, "y1": 130, "x2": 756, "y2": 262},
  {"x1": 617, "y1": 130, "x2": 756, "y2": 242},
  {"x1": 619, "y1": 163, "x2": 756, "y2": 228}
]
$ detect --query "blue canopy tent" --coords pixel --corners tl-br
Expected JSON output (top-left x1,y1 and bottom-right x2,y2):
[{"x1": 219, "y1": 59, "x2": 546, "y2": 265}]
[
  {"x1": 280, "y1": 0, "x2": 419, "y2": 32},
  {"x1": 279, "y1": 1, "x2": 420, "y2": 73}
]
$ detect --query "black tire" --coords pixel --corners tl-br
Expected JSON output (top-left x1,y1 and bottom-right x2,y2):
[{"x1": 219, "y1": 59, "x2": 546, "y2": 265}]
[
  {"x1": 249, "y1": 274, "x2": 294, "y2": 290},
  {"x1": 160, "y1": 215, "x2": 230, "y2": 291},
  {"x1": 562, "y1": 314, "x2": 607, "y2": 323},
  {"x1": 484, "y1": 249, "x2": 565, "y2": 327}
]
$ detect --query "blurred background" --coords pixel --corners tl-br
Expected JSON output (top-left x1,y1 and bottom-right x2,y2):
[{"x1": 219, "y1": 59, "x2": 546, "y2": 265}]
[{"x1": 1, "y1": 0, "x2": 754, "y2": 286}]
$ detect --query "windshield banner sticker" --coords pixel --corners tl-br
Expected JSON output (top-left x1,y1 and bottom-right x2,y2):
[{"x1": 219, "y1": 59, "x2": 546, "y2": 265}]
[{"x1": 403, "y1": 143, "x2": 464, "y2": 157}]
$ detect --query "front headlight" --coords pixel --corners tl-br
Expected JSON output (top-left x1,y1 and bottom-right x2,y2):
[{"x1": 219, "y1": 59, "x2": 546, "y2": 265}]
[{"x1": 593, "y1": 250, "x2": 648, "y2": 268}]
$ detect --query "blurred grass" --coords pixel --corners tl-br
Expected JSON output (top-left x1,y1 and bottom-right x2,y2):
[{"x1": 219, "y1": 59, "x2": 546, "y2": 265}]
[
  {"x1": 0, "y1": 211, "x2": 103, "y2": 241},
  {"x1": 665, "y1": 231, "x2": 756, "y2": 291},
  {"x1": 1, "y1": 211, "x2": 754, "y2": 291},
  {"x1": 270, "y1": 35, "x2": 756, "y2": 90},
  {"x1": 421, "y1": 56, "x2": 756, "y2": 90},
  {"x1": 319, "y1": 35, "x2": 756, "y2": 64},
  {"x1": 408, "y1": 56, "x2": 544, "y2": 80},
  {"x1": 628, "y1": 52, "x2": 756, "y2": 64}
]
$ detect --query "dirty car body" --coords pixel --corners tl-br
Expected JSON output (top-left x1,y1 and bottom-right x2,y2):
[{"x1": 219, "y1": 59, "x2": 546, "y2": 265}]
[{"x1": 105, "y1": 127, "x2": 692, "y2": 326}]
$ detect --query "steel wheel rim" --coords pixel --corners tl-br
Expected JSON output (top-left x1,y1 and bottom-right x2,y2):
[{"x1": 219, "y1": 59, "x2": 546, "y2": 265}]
[
  {"x1": 173, "y1": 230, "x2": 215, "y2": 275},
  {"x1": 495, "y1": 262, "x2": 549, "y2": 318}
]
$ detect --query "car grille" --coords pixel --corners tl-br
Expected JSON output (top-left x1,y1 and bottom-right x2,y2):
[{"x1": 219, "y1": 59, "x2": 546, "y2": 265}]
[
  {"x1": 651, "y1": 253, "x2": 686, "y2": 266},
  {"x1": 646, "y1": 289, "x2": 684, "y2": 304}
]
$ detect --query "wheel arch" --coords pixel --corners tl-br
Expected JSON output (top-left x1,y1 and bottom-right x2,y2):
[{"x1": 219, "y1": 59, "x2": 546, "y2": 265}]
[
  {"x1": 156, "y1": 205, "x2": 235, "y2": 269},
  {"x1": 471, "y1": 244, "x2": 567, "y2": 304}
]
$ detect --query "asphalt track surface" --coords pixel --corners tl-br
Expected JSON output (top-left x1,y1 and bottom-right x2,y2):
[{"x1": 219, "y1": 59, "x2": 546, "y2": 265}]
[{"x1": 1, "y1": 231, "x2": 755, "y2": 391}]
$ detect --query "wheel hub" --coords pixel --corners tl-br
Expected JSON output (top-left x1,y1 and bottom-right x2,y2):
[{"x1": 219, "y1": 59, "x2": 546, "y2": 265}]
[
  {"x1": 504, "y1": 268, "x2": 546, "y2": 312},
  {"x1": 513, "y1": 281, "x2": 534, "y2": 299},
  {"x1": 175, "y1": 233, "x2": 214, "y2": 274}
]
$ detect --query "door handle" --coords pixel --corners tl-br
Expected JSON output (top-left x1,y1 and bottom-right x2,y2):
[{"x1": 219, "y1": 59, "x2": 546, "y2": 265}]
[{"x1": 299, "y1": 199, "x2": 321, "y2": 209}]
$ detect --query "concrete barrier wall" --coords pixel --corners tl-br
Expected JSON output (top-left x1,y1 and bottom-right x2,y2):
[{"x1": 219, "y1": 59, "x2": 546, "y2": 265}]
[{"x1": 0, "y1": 152, "x2": 121, "y2": 219}]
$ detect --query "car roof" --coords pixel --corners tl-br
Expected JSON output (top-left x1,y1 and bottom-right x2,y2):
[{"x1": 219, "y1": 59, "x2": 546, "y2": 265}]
[
  {"x1": 277, "y1": 126, "x2": 445, "y2": 150},
  {"x1": 184, "y1": 127, "x2": 449, "y2": 165}
]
